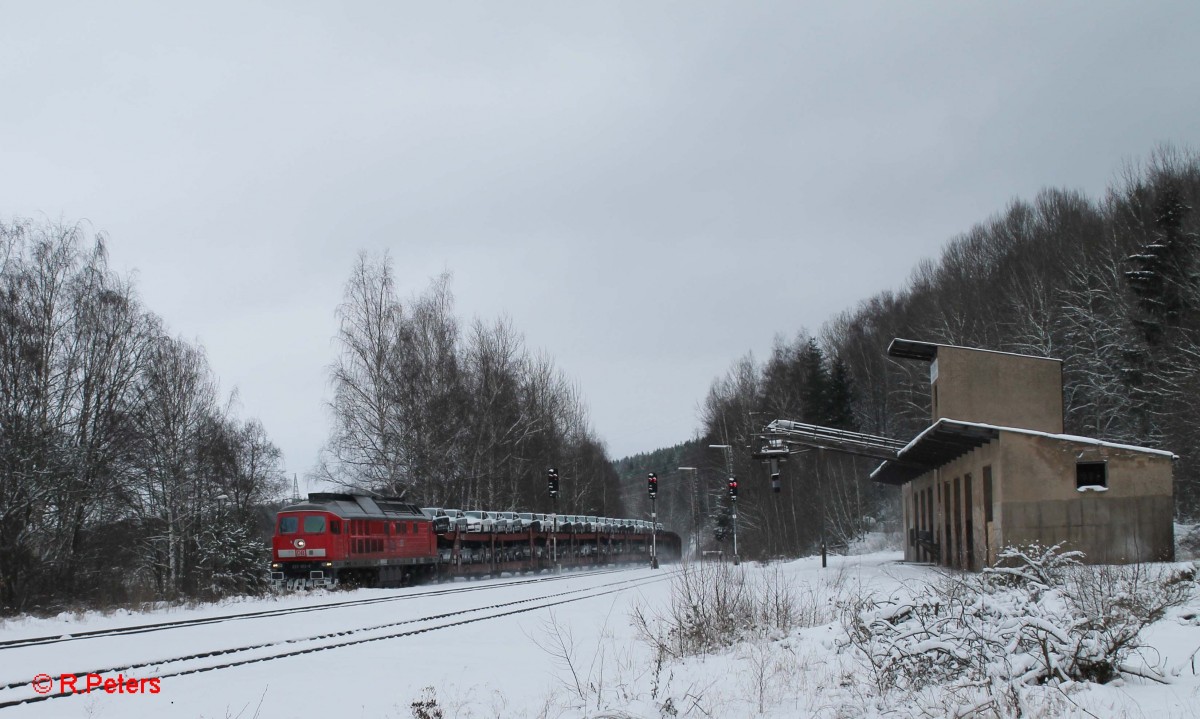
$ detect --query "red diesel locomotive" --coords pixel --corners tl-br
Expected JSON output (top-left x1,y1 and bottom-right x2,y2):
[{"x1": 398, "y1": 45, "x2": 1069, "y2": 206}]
[{"x1": 270, "y1": 493, "x2": 438, "y2": 588}]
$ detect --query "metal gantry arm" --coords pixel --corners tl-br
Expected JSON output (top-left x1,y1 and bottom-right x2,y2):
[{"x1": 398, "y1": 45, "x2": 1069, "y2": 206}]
[{"x1": 759, "y1": 419, "x2": 907, "y2": 461}]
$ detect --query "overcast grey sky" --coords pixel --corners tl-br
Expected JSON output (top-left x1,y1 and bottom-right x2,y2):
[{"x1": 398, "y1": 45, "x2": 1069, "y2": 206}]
[{"x1": 4, "y1": 2, "x2": 1199, "y2": 479}]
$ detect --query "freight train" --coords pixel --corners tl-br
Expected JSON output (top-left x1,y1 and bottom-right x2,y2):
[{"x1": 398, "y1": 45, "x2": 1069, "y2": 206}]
[{"x1": 270, "y1": 493, "x2": 681, "y2": 588}]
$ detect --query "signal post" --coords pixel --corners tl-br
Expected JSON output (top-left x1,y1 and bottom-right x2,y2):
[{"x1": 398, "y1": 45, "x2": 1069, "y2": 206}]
[
  {"x1": 647, "y1": 472, "x2": 659, "y2": 569},
  {"x1": 727, "y1": 477, "x2": 739, "y2": 565},
  {"x1": 547, "y1": 467, "x2": 560, "y2": 569}
]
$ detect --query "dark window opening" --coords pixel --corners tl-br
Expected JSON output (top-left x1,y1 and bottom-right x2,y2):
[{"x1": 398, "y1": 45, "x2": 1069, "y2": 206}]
[
  {"x1": 943, "y1": 481, "x2": 952, "y2": 567},
  {"x1": 279, "y1": 516, "x2": 298, "y2": 534},
  {"x1": 953, "y1": 477, "x2": 962, "y2": 569},
  {"x1": 983, "y1": 465, "x2": 993, "y2": 523},
  {"x1": 303, "y1": 515, "x2": 326, "y2": 534},
  {"x1": 964, "y1": 474, "x2": 974, "y2": 572},
  {"x1": 923, "y1": 488, "x2": 930, "y2": 533},
  {"x1": 909, "y1": 494, "x2": 917, "y2": 546},
  {"x1": 330, "y1": 520, "x2": 341, "y2": 535},
  {"x1": 1076, "y1": 462, "x2": 1107, "y2": 490}
]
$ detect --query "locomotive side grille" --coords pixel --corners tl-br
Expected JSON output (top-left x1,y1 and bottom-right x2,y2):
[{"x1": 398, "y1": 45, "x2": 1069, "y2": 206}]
[{"x1": 352, "y1": 538, "x2": 384, "y2": 554}]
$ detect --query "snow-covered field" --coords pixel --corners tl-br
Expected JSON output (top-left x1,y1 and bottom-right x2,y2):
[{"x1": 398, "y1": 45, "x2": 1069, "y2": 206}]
[{"x1": 0, "y1": 553, "x2": 1197, "y2": 718}]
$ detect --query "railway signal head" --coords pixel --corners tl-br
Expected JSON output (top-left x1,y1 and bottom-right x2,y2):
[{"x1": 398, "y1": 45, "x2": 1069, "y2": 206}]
[
  {"x1": 752, "y1": 437, "x2": 790, "y2": 460},
  {"x1": 727, "y1": 478, "x2": 738, "y2": 500},
  {"x1": 548, "y1": 467, "x2": 560, "y2": 497},
  {"x1": 647, "y1": 472, "x2": 658, "y2": 498},
  {"x1": 769, "y1": 458, "x2": 782, "y2": 493}
]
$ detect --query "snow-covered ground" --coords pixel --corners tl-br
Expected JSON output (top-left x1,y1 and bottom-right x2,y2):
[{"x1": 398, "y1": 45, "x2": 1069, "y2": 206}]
[{"x1": 0, "y1": 553, "x2": 1197, "y2": 718}]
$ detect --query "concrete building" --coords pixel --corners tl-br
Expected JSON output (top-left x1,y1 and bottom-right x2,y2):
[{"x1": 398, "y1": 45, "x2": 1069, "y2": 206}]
[{"x1": 873, "y1": 339, "x2": 1175, "y2": 569}]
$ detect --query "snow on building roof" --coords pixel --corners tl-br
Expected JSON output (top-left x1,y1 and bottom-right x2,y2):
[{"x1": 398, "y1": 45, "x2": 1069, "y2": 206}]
[
  {"x1": 886, "y1": 338, "x2": 1063, "y2": 364},
  {"x1": 870, "y1": 417, "x2": 1176, "y2": 485}
]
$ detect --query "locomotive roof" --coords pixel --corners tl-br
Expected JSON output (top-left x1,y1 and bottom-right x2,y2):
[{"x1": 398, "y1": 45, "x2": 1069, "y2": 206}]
[{"x1": 280, "y1": 493, "x2": 425, "y2": 519}]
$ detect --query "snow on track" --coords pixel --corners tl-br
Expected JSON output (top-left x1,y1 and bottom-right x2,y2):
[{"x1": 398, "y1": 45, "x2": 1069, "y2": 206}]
[
  {"x1": 0, "y1": 567, "x2": 629, "y2": 650},
  {"x1": 0, "y1": 566, "x2": 672, "y2": 715}
]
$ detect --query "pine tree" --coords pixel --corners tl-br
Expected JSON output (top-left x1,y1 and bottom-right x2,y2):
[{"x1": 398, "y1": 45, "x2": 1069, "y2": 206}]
[
  {"x1": 798, "y1": 338, "x2": 829, "y2": 425},
  {"x1": 825, "y1": 356, "x2": 857, "y2": 430},
  {"x1": 1125, "y1": 180, "x2": 1197, "y2": 345}
]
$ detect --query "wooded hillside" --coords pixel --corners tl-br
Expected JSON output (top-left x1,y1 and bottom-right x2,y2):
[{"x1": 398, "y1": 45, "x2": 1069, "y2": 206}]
[{"x1": 693, "y1": 145, "x2": 1200, "y2": 560}]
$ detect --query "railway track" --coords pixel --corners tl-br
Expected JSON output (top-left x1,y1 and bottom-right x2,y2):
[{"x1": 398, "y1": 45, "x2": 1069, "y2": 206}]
[
  {"x1": 0, "y1": 565, "x2": 629, "y2": 651},
  {"x1": 0, "y1": 567, "x2": 673, "y2": 711}
]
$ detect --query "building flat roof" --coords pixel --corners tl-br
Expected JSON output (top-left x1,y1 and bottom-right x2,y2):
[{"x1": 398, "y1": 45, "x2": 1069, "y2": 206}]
[
  {"x1": 870, "y1": 418, "x2": 1176, "y2": 485},
  {"x1": 886, "y1": 338, "x2": 940, "y2": 361},
  {"x1": 886, "y1": 338, "x2": 1063, "y2": 364}
]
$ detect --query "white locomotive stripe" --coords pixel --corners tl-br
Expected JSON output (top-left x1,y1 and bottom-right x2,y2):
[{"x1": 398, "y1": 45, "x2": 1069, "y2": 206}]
[{"x1": 277, "y1": 550, "x2": 296, "y2": 557}]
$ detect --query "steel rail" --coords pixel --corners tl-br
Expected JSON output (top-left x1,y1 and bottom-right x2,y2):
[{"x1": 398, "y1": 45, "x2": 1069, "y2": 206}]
[
  {"x1": 0, "y1": 570, "x2": 673, "y2": 710},
  {"x1": 0, "y1": 566, "x2": 628, "y2": 651}
]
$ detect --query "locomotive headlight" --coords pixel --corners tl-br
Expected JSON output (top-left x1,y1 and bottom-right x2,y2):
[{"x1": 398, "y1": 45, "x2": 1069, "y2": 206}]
[
  {"x1": 271, "y1": 562, "x2": 281, "y2": 569},
  {"x1": 293, "y1": 538, "x2": 307, "y2": 549},
  {"x1": 323, "y1": 562, "x2": 333, "y2": 567}
]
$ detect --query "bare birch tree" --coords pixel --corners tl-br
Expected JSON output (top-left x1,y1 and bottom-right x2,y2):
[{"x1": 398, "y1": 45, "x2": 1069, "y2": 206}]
[{"x1": 316, "y1": 251, "x2": 409, "y2": 495}]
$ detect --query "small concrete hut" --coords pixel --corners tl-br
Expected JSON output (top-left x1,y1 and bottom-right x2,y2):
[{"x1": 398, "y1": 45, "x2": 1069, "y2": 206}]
[{"x1": 873, "y1": 339, "x2": 1174, "y2": 569}]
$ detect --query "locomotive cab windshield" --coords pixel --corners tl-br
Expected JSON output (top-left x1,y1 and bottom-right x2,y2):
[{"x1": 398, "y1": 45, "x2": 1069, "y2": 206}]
[{"x1": 277, "y1": 514, "x2": 327, "y2": 534}]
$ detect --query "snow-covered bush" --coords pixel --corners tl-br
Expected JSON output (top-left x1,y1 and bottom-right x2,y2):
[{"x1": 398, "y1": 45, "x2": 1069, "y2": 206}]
[
  {"x1": 846, "y1": 543, "x2": 1194, "y2": 706},
  {"x1": 632, "y1": 561, "x2": 754, "y2": 658},
  {"x1": 986, "y1": 542, "x2": 1085, "y2": 588},
  {"x1": 1058, "y1": 558, "x2": 1197, "y2": 681},
  {"x1": 409, "y1": 686, "x2": 444, "y2": 719},
  {"x1": 633, "y1": 561, "x2": 845, "y2": 659},
  {"x1": 195, "y1": 520, "x2": 271, "y2": 598}
]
